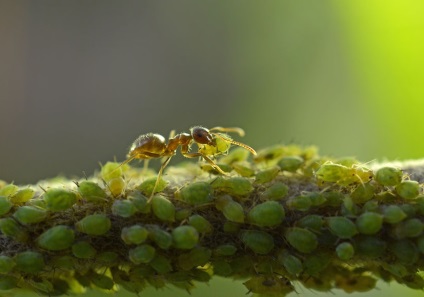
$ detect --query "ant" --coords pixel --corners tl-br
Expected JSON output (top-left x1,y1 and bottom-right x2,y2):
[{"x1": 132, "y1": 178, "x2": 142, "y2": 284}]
[{"x1": 114, "y1": 126, "x2": 256, "y2": 200}]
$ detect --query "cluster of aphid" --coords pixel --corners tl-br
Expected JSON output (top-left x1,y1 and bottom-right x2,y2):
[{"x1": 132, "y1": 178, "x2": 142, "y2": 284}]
[{"x1": 1, "y1": 127, "x2": 424, "y2": 296}]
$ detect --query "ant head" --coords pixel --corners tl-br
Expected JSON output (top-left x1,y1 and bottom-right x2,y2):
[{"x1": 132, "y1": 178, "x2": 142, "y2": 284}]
[{"x1": 190, "y1": 126, "x2": 214, "y2": 145}]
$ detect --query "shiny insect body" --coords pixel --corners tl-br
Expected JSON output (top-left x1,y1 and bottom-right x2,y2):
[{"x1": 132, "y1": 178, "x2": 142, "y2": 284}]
[{"x1": 118, "y1": 126, "x2": 256, "y2": 199}]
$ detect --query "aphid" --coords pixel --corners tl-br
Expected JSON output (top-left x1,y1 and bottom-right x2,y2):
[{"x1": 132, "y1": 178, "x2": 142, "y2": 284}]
[
  {"x1": 326, "y1": 216, "x2": 358, "y2": 239},
  {"x1": 315, "y1": 162, "x2": 373, "y2": 186},
  {"x1": 113, "y1": 126, "x2": 256, "y2": 199},
  {"x1": 121, "y1": 225, "x2": 149, "y2": 245},
  {"x1": 241, "y1": 230, "x2": 274, "y2": 254},
  {"x1": 285, "y1": 227, "x2": 318, "y2": 254},
  {"x1": 129, "y1": 244, "x2": 156, "y2": 264},
  {"x1": 177, "y1": 247, "x2": 211, "y2": 270},
  {"x1": 72, "y1": 241, "x2": 97, "y2": 259},
  {"x1": 172, "y1": 225, "x2": 199, "y2": 250},
  {"x1": 75, "y1": 214, "x2": 111, "y2": 235},
  {"x1": 37, "y1": 225, "x2": 75, "y2": 251},
  {"x1": 356, "y1": 212, "x2": 383, "y2": 235},
  {"x1": 336, "y1": 242, "x2": 355, "y2": 260},
  {"x1": 247, "y1": 201, "x2": 285, "y2": 227},
  {"x1": 15, "y1": 250, "x2": 45, "y2": 274}
]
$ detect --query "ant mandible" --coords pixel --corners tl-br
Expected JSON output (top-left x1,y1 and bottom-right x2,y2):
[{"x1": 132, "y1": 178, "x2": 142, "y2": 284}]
[{"x1": 116, "y1": 126, "x2": 257, "y2": 200}]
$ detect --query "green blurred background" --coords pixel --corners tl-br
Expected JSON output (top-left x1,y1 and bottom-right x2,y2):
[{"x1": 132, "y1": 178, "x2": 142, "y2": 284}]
[{"x1": 1, "y1": 1, "x2": 424, "y2": 296}]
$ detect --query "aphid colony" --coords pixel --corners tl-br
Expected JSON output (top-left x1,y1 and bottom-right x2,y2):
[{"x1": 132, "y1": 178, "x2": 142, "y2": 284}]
[{"x1": 2, "y1": 130, "x2": 424, "y2": 295}]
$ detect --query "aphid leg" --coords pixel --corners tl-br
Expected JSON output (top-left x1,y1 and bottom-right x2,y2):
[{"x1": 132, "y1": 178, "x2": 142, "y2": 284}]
[
  {"x1": 148, "y1": 156, "x2": 172, "y2": 202},
  {"x1": 143, "y1": 159, "x2": 150, "y2": 172},
  {"x1": 183, "y1": 152, "x2": 229, "y2": 175},
  {"x1": 212, "y1": 133, "x2": 257, "y2": 155},
  {"x1": 209, "y1": 126, "x2": 245, "y2": 137}
]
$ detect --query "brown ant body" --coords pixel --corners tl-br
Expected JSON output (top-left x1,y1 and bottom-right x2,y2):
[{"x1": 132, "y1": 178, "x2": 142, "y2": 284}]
[{"x1": 117, "y1": 126, "x2": 256, "y2": 199}]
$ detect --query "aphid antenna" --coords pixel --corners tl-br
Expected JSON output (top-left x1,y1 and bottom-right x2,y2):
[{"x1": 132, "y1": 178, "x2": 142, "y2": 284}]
[{"x1": 212, "y1": 133, "x2": 257, "y2": 156}]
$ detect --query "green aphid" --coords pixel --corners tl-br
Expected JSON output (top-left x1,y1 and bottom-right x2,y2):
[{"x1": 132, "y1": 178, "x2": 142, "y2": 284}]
[
  {"x1": 322, "y1": 191, "x2": 344, "y2": 207},
  {"x1": 326, "y1": 217, "x2": 358, "y2": 239},
  {"x1": 212, "y1": 259, "x2": 233, "y2": 276},
  {"x1": 214, "y1": 244, "x2": 237, "y2": 256},
  {"x1": 219, "y1": 147, "x2": 250, "y2": 165},
  {"x1": 44, "y1": 188, "x2": 77, "y2": 212},
  {"x1": 151, "y1": 194, "x2": 175, "y2": 222},
  {"x1": 112, "y1": 199, "x2": 137, "y2": 218},
  {"x1": 0, "y1": 184, "x2": 19, "y2": 196},
  {"x1": 188, "y1": 215, "x2": 213, "y2": 233},
  {"x1": 336, "y1": 242, "x2": 355, "y2": 260},
  {"x1": 278, "y1": 156, "x2": 304, "y2": 172},
  {"x1": 356, "y1": 212, "x2": 383, "y2": 235},
  {"x1": 96, "y1": 251, "x2": 119, "y2": 265},
  {"x1": 389, "y1": 240, "x2": 419, "y2": 264},
  {"x1": 303, "y1": 253, "x2": 331, "y2": 276},
  {"x1": 150, "y1": 254, "x2": 173, "y2": 274},
  {"x1": 383, "y1": 205, "x2": 407, "y2": 224},
  {"x1": 0, "y1": 217, "x2": 28, "y2": 242},
  {"x1": 10, "y1": 188, "x2": 35, "y2": 204},
  {"x1": 247, "y1": 201, "x2": 285, "y2": 227},
  {"x1": 178, "y1": 247, "x2": 211, "y2": 270},
  {"x1": 278, "y1": 250, "x2": 303, "y2": 275},
  {"x1": 316, "y1": 163, "x2": 373, "y2": 186},
  {"x1": 13, "y1": 205, "x2": 48, "y2": 224},
  {"x1": 341, "y1": 195, "x2": 360, "y2": 216},
  {"x1": 15, "y1": 251, "x2": 45, "y2": 274},
  {"x1": 0, "y1": 275, "x2": 17, "y2": 290},
  {"x1": 108, "y1": 177, "x2": 126, "y2": 197},
  {"x1": 37, "y1": 225, "x2": 75, "y2": 251},
  {"x1": 77, "y1": 181, "x2": 107, "y2": 203},
  {"x1": 0, "y1": 196, "x2": 13, "y2": 216},
  {"x1": 138, "y1": 177, "x2": 167, "y2": 196},
  {"x1": 72, "y1": 241, "x2": 97, "y2": 259},
  {"x1": 241, "y1": 230, "x2": 274, "y2": 254},
  {"x1": 223, "y1": 221, "x2": 242, "y2": 233},
  {"x1": 100, "y1": 161, "x2": 125, "y2": 181},
  {"x1": 307, "y1": 192, "x2": 327, "y2": 206},
  {"x1": 400, "y1": 203, "x2": 416, "y2": 217},
  {"x1": 176, "y1": 182, "x2": 213, "y2": 205},
  {"x1": 27, "y1": 277, "x2": 53, "y2": 294},
  {"x1": 355, "y1": 236, "x2": 386, "y2": 258},
  {"x1": 128, "y1": 191, "x2": 151, "y2": 214},
  {"x1": 254, "y1": 145, "x2": 289, "y2": 163},
  {"x1": 121, "y1": 225, "x2": 149, "y2": 245},
  {"x1": 149, "y1": 227, "x2": 173, "y2": 250},
  {"x1": 75, "y1": 214, "x2": 111, "y2": 235},
  {"x1": 221, "y1": 199, "x2": 245, "y2": 223},
  {"x1": 0, "y1": 255, "x2": 15, "y2": 274},
  {"x1": 51, "y1": 255, "x2": 74, "y2": 270},
  {"x1": 191, "y1": 269, "x2": 211, "y2": 282},
  {"x1": 285, "y1": 227, "x2": 318, "y2": 253},
  {"x1": 362, "y1": 200, "x2": 379, "y2": 212},
  {"x1": 375, "y1": 166, "x2": 403, "y2": 186},
  {"x1": 232, "y1": 162, "x2": 255, "y2": 177},
  {"x1": 296, "y1": 215, "x2": 324, "y2": 232},
  {"x1": 396, "y1": 180, "x2": 420, "y2": 200},
  {"x1": 172, "y1": 225, "x2": 199, "y2": 250},
  {"x1": 392, "y1": 218, "x2": 424, "y2": 239},
  {"x1": 286, "y1": 195, "x2": 312, "y2": 211},
  {"x1": 89, "y1": 271, "x2": 114, "y2": 290},
  {"x1": 211, "y1": 176, "x2": 253, "y2": 196},
  {"x1": 175, "y1": 208, "x2": 192, "y2": 221},
  {"x1": 350, "y1": 183, "x2": 376, "y2": 203},
  {"x1": 255, "y1": 166, "x2": 280, "y2": 184},
  {"x1": 129, "y1": 244, "x2": 156, "y2": 264},
  {"x1": 260, "y1": 181, "x2": 288, "y2": 201}
]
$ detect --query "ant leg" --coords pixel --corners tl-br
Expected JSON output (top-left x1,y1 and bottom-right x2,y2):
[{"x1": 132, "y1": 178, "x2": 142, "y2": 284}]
[
  {"x1": 148, "y1": 156, "x2": 172, "y2": 202},
  {"x1": 183, "y1": 152, "x2": 229, "y2": 175},
  {"x1": 209, "y1": 127, "x2": 245, "y2": 137}
]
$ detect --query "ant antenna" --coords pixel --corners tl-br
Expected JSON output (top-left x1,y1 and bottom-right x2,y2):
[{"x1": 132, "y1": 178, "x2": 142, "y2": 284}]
[
  {"x1": 209, "y1": 127, "x2": 245, "y2": 137},
  {"x1": 212, "y1": 133, "x2": 257, "y2": 156}
]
